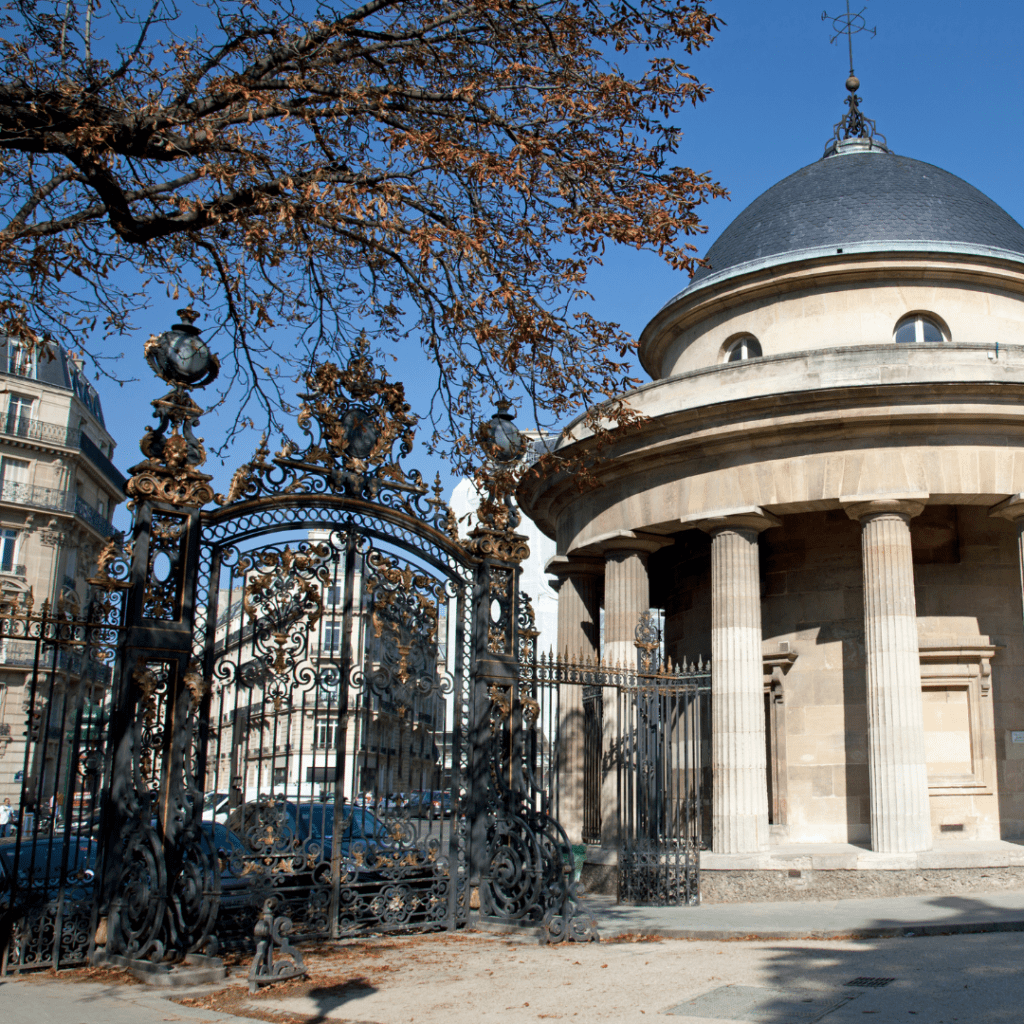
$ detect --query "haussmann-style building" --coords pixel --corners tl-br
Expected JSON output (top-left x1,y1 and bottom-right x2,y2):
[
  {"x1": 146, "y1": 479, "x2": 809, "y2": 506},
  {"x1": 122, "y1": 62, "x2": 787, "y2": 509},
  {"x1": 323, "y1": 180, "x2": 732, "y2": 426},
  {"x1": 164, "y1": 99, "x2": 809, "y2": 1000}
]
[{"x1": 520, "y1": 83, "x2": 1024, "y2": 898}]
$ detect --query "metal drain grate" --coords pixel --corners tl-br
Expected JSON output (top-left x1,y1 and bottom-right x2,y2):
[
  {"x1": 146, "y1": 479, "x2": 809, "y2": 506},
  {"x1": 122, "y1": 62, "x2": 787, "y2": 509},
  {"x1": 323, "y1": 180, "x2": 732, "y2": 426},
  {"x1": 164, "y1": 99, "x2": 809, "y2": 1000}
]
[{"x1": 845, "y1": 977, "x2": 896, "y2": 989}]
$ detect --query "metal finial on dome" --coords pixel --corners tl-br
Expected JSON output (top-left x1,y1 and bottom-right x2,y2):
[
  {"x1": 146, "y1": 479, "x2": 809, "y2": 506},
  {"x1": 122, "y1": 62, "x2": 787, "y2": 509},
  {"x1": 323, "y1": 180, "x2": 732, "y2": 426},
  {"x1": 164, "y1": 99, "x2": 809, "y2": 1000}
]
[{"x1": 821, "y1": 2, "x2": 887, "y2": 156}]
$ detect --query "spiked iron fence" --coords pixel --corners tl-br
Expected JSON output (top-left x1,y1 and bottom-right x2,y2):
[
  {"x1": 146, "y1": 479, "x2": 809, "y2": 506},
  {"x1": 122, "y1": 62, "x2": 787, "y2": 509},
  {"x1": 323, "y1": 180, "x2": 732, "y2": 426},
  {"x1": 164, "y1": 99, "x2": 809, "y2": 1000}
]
[{"x1": 529, "y1": 619, "x2": 711, "y2": 906}]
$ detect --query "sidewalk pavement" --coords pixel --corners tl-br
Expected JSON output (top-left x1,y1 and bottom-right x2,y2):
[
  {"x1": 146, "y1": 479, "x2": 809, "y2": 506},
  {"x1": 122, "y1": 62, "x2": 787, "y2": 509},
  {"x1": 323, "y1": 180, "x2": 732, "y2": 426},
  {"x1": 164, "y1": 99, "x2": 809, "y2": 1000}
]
[
  {"x1": 584, "y1": 888, "x2": 1024, "y2": 939},
  {"x1": 4, "y1": 889, "x2": 1024, "y2": 1023},
  {"x1": 0, "y1": 977, "x2": 266, "y2": 1024}
]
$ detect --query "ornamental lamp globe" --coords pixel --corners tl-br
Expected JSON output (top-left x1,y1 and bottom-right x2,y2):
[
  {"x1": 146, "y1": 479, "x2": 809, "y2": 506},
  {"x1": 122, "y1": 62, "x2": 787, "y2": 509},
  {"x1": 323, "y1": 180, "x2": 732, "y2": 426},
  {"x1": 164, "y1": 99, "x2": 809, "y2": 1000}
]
[
  {"x1": 146, "y1": 308, "x2": 220, "y2": 389},
  {"x1": 481, "y1": 400, "x2": 522, "y2": 464}
]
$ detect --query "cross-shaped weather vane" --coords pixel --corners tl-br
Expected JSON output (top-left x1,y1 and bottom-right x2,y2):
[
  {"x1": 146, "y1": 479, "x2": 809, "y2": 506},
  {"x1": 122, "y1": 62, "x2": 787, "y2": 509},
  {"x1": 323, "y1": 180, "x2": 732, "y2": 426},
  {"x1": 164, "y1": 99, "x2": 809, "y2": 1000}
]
[
  {"x1": 822, "y1": 1, "x2": 877, "y2": 77},
  {"x1": 821, "y1": 1, "x2": 886, "y2": 154}
]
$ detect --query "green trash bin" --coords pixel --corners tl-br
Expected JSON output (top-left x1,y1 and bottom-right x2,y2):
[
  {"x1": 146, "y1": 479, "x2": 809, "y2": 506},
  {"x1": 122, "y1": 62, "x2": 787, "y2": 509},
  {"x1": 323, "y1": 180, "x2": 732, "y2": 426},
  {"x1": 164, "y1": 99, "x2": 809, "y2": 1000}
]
[{"x1": 571, "y1": 844, "x2": 587, "y2": 883}]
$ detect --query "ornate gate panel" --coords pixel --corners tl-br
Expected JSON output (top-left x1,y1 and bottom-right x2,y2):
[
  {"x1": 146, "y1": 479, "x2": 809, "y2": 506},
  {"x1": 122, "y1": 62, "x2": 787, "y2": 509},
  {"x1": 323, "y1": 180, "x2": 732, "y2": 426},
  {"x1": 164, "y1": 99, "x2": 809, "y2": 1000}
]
[
  {"x1": 188, "y1": 348, "x2": 477, "y2": 951},
  {"x1": 618, "y1": 616, "x2": 710, "y2": 905},
  {"x1": 3, "y1": 313, "x2": 596, "y2": 975},
  {"x1": 198, "y1": 521, "x2": 471, "y2": 944}
]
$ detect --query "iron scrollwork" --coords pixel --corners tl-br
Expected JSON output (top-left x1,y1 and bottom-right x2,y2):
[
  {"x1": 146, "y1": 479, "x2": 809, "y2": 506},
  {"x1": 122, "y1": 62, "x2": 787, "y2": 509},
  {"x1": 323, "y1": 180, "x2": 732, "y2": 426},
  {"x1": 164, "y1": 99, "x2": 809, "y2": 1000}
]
[
  {"x1": 213, "y1": 336, "x2": 460, "y2": 541},
  {"x1": 478, "y1": 590, "x2": 598, "y2": 943}
]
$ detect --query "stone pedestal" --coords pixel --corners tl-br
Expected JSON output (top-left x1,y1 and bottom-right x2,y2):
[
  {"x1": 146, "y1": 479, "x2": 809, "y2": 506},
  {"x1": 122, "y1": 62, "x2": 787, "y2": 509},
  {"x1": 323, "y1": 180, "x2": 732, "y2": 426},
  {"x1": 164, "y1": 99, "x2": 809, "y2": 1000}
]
[
  {"x1": 547, "y1": 555, "x2": 603, "y2": 844},
  {"x1": 699, "y1": 510, "x2": 779, "y2": 855},
  {"x1": 845, "y1": 499, "x2": 931, "y2": 854}
]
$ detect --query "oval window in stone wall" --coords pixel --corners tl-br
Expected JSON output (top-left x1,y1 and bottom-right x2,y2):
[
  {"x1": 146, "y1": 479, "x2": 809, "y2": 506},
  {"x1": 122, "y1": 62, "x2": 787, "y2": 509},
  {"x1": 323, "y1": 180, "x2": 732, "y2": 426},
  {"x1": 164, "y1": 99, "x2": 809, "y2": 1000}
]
[
  {"x1": 894, "y1": 314, "x2": 946, "y2": 344},
  {"x1": 724, "y1": 335, "x2": 762, "y2": 362}
]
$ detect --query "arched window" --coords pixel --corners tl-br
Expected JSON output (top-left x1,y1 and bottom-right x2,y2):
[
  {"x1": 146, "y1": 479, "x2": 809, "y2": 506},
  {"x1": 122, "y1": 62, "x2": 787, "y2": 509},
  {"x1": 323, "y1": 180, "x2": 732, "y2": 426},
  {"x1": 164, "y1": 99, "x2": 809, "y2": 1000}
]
[
  {"x1": 724, "y1": 336, "x2": 762, "y2": 362},
  {"x1": 894, "y1": 314, "x2": 945, "y2": 344}
]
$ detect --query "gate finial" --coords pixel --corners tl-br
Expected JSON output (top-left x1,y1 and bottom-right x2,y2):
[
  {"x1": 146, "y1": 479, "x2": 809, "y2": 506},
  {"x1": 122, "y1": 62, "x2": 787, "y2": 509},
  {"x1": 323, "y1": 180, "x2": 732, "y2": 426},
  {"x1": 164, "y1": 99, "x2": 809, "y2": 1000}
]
[{"x1": 127, "y1": 311, "x2": 218, "y2": 509}]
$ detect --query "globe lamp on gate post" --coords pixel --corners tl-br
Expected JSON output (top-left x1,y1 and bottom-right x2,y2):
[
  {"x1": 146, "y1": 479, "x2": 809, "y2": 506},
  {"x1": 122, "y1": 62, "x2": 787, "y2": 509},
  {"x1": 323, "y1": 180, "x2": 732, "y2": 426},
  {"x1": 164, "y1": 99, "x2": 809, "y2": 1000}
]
[
  {"x1": 479, "y1": 400, "x2": 523, "y2": 465},
  {"x1": 144, "y1": 307, "x2": 220, "y2": 389}
]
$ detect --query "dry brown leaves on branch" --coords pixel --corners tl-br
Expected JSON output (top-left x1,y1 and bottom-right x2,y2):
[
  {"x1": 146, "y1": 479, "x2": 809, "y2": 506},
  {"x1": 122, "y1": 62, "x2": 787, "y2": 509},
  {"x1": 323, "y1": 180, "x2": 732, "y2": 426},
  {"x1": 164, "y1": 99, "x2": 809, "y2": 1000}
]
[{"x1": 0, "y1": 0, "x2": 725, "y2": 476}]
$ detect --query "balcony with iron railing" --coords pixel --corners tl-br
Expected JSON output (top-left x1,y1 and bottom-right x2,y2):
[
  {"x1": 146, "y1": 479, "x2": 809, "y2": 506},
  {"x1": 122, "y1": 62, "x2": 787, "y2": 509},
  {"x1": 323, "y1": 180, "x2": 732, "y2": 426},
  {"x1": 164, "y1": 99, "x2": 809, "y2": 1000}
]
[
  {"x1": 0, "y1": 638, "x2": 82, "y2": 671},
  {"x1": 0, "y1": 414, "x2": 78, "y2": 448},
  {"x1": 0, "y1": 481, "x2": 120, "y2": 538},
  {"x1": 74, "y1": 496, "x2": 119, "y2": 538},
  {"x1": 0, "y1": 480, "x2": 75, "y2": 513},
  {"x1": 1, "y1": 415, "x2": 127, "y2": 493},
  {"x1": 79, "y1": 433, "x2": 127, "y2": 492}
]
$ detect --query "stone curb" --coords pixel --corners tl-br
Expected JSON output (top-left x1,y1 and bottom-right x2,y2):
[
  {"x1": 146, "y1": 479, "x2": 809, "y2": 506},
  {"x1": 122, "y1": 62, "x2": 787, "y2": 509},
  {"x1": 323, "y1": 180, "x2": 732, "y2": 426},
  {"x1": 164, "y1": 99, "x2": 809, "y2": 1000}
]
[{"x1": 594, "y1": 917, "x2": 1024, "y2": 942}]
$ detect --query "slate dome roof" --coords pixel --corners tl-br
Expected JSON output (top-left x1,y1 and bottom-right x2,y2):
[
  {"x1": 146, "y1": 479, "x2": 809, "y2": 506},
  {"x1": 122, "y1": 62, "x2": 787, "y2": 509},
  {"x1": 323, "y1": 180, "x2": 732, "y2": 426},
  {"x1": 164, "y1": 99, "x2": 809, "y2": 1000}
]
[{"x1": 685, "y1": 147, "x2": 1024, "y2": 294}]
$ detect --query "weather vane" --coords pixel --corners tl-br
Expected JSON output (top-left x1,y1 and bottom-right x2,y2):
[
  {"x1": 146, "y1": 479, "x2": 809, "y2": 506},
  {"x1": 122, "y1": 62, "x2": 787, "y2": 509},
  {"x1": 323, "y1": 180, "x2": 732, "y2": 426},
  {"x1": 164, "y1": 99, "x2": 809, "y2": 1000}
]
[
  {"x1": 822, "y1": 1, "x2": 876, "y2": 77},
  {"x1": 820, "y1": 0, "x2": 885, "y2": 153}
]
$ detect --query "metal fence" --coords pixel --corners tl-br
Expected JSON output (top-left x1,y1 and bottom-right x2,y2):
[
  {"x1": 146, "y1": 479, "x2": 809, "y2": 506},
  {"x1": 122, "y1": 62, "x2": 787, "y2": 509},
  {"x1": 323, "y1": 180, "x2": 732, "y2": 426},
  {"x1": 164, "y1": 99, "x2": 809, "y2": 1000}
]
[
  {"x1": 0, "y1": 594, "x2": 122, "y2": 972},
  {"x1": 531, "y1": 640, "x2": 711, "y2": 906}
]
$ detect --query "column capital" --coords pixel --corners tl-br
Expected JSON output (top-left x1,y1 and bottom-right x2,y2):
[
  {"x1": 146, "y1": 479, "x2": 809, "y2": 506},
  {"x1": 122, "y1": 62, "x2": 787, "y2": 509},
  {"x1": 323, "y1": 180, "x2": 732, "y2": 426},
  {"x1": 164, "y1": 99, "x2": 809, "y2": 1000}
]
[
  {"x1": 576, "y1": 530, "x2": 673, "y2": 557},
  {"x1": 843, "y1": 497, "x2": 926, "y2": 522},
  {"x1": 989, "y1": 493, "x2": 1024, "y2": 523},
  {"x1": 693, "y1": 508, "x2": 780, "y2": 536},
  {"x1": 544, "y1": 554, "x2": 605, "y2": 580}
]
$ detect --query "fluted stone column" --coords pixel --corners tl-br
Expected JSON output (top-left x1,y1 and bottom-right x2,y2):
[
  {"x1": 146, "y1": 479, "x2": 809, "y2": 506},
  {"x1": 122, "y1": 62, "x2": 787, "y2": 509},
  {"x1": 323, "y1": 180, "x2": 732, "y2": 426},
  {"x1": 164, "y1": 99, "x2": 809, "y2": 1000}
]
[
  {"x1": 547, "y1": 555, "x2": 603, "y2": 844},
  {"x1": 600, "y1": 534, "x2": 670, "y2": 848},
  {"x1": 698, "y1": 510, "x2": 779, "y2": 855},
  {"x1": 845, "y1": 499, "x2": 931, "y2": 854},
  {"x1": 549, "y1": 555, "x2": 604, "y2": 661}
]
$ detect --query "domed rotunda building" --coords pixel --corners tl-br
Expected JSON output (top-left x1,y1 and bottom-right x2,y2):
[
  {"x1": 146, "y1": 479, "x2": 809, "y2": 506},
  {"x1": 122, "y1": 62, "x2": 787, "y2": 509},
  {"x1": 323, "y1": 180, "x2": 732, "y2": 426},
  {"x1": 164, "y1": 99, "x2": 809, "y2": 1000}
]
[{"x1": 520, "y1": 91, "x2": 1024, "y2": 882}]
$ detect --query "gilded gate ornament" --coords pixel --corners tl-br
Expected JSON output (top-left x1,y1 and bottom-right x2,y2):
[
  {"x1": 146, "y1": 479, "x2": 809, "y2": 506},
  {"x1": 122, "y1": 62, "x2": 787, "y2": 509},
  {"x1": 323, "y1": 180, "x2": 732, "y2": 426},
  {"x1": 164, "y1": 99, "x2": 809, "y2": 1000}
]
[
  {"x1": 126, "y1": 310, "x2": 218, "y2": 510},
  {"x1": 212, "y1": 335, "x2": 458, "y2": 535}
]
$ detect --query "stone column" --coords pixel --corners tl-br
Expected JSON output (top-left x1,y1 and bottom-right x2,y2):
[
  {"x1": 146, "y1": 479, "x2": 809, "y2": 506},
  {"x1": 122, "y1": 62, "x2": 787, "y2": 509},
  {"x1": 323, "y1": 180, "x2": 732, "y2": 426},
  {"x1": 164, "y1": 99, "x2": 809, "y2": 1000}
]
[
  {"x1": 600, "y1": 534, "x2": 671, "y2": 848},
  {"x1": 845, "y1": 499, "x2": 931, "y2": 853},
  {"x1": 990, "y1": 494, "x2": 1024, "y2": 628},
  {"x1": 548, "y1": 555, "x2": 604, "y2": 661},
  {"x1": 546, "y1": 555, "x2": 603, "y2": 844},
  {"x1": 698, "y1": 510, "x2": 779, "y2": 855}
]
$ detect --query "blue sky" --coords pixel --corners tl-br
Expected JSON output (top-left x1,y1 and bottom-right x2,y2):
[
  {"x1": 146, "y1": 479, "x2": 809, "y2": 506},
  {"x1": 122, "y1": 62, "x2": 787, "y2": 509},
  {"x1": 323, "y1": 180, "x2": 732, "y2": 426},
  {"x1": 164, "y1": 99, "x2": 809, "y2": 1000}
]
[{"x1": 104, "y1": 0, "x2": 1024, "y2": 532}]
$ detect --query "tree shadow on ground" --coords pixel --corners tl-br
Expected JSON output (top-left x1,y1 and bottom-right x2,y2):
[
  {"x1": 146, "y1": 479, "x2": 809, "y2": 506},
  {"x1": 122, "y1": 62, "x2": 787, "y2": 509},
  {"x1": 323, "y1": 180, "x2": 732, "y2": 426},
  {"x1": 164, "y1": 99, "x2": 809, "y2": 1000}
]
[{"x1": 661, "y1": 895, "x2": 1024, "y2": 1023}]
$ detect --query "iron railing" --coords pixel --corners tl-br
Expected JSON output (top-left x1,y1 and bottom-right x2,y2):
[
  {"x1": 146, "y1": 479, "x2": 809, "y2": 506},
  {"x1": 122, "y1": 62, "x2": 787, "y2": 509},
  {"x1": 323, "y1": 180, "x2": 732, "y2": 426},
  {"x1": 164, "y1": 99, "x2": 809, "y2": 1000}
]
[
  {"x1": 0, "y1": 603, "x2": 123, "y2": 973},
  {"x1": 0, "y1": 482, "x2": 117, "y2": 537},
  {"x1": 0, "y1": 637, "x2": 83, "y2": 672},
  {"x1": 0, "y1": 418, "x2": 127, "y2": 494},
  {"x1": 79, "y1": 433, "x2": 127, "y2": 492},
  {"x1": 74, "y1": 496, "x2": 118, "y2": 538},
  {"x1": 0, "y1": 415, "x2": 78, "y2": 448},
  {"x1": 532, "y1": 649, "x2": 711, "y2": 906},
  {"x1": 0, "y1": 480, "x2": 75, "y2": 513}
]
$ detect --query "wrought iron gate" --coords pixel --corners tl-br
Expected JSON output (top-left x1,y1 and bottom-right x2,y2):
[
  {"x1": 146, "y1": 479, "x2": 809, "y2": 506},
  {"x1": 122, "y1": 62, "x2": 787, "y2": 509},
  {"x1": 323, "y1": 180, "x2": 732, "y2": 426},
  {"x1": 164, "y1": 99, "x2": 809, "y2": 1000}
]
[
  {"x1": 531, "y1": 614, "x2": 710, "y2": 907},
  {"x1": 0, "y1": 316, "x2": 594, "y2": 977},
  {"x1": 617, "y1": 623, "x2": 710, "y2": 905}
]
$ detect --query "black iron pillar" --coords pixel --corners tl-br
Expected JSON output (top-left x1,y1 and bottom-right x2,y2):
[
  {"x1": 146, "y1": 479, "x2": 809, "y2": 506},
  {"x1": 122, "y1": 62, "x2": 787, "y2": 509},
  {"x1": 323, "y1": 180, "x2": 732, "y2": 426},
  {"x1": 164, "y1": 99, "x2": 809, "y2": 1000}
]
[
  {"x1": 96, "y1": 310, "x2": 220, "y2": 963},
  {"x1": 463, "y1": 406, "x2": 595, "y2": 941}
]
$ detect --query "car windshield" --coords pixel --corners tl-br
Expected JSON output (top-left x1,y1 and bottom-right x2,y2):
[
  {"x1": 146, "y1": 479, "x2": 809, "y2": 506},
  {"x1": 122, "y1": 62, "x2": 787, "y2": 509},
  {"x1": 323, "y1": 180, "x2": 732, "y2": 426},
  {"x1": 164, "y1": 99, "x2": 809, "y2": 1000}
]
[
  {"x1": 295, "y1": 803, "x2": 335, "y2": 840},
  {"x1": 343, "y1": 807, "x2": 390, "y2": 841},
  {"x1": 293, "y1": 804, "x2": 390, "y2": 842}
]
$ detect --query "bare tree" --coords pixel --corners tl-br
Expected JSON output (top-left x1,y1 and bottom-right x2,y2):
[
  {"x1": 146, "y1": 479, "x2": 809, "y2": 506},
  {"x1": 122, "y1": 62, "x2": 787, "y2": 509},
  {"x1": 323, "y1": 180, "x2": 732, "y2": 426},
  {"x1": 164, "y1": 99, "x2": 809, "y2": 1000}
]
[{"x1": 0, "y1": 0, "x2": 724, "y2": 472}]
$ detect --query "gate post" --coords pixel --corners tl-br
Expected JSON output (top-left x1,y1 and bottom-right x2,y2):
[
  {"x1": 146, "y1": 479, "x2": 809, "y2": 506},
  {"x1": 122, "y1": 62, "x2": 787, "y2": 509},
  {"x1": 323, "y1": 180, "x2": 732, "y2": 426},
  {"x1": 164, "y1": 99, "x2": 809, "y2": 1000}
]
[
  {"x1": 465, "y1": 406, "x2": 596, "y2": 941},
  {"x1": 464, "y1": 496, "x2": 529, "y2": 907},
  {"x1": 95, "y1": 311, "x2": 221, "y2": 963}
]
